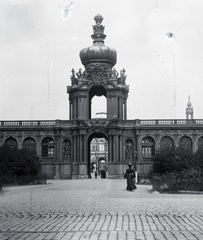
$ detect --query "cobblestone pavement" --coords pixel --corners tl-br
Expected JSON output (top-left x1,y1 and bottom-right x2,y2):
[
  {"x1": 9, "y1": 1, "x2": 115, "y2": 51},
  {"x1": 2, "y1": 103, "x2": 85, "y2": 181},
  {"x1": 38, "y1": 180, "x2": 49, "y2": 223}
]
[{"x1": 0, "y1": 179, "x2": 203, "y2": 240}]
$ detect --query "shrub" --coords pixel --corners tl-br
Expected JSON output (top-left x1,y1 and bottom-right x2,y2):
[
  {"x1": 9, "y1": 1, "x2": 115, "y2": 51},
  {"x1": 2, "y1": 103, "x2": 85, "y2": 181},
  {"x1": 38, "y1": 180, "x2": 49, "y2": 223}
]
[
  {"x1": 153, "y1": 147, "x2": 203, "y2": 191},
  {"x1": 0, "y1": 145, "x2": 40, "y2": 183}
]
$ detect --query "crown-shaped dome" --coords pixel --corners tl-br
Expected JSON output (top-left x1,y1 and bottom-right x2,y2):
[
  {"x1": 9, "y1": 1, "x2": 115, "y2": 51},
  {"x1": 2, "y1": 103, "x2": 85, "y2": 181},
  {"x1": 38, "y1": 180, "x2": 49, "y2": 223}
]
[{"x1": 79, "y1": 14, "x2": 117, "y2": 67}]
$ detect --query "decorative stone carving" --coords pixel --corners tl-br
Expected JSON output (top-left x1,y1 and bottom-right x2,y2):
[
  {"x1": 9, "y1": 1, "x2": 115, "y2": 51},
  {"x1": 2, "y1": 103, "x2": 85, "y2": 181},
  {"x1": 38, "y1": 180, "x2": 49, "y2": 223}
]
[
  {"x1": 89, "y1": 119, "x2": 106, "y2": 133},
  {"x1": 126, "y1": 140, "x2": 133, "y2": 162},
  {"x1": 78, "y1": 94, "x2": 87, "y2": 99},
  {"x1": 93, "y1": 14, "x2": 105, "y2": 33},
  {"x1": 71, "y1": 69, "x2": 78, "y2": 86},
  {"x1": 108, "y1": 91, "x2": 117, "y2": 98},
  {"x1": 76, "y1": 68, "x2": 83, "y2": 78},
  {"x1": 63, "y1": 140, "x2": 71, "y2": 161},
  {"x1": 112, "y1": 68, "x2": 118, "y2": 78},
  {"x1": 85, "y1": 63, "x2": 108, "y2": 82},
  {"x1": 120, "y1": 68, "x2": 126, "y2": 78}
]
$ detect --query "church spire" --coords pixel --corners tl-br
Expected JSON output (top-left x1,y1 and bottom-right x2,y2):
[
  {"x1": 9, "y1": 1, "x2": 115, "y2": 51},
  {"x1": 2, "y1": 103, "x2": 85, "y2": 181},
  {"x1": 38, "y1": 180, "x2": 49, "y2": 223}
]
[{"x1": 186, "y1": 95, "x2": 194, "y2": 119}]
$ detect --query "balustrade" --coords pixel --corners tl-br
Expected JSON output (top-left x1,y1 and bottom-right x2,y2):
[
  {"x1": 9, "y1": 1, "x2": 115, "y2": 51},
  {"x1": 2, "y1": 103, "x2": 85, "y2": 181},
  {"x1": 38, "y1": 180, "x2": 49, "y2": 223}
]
[{"x1": 0, "y1": 119, "x2": 203, "y2": 128}]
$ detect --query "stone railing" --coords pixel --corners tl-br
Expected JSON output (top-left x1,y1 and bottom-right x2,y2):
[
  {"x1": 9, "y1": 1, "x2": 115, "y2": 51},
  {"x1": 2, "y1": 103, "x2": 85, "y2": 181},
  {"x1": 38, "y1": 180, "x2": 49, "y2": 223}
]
[
  {"x1": 0, "y1": 119, "x2": 203, "y2": 127},
  {"x1": 0, "y1": 120, "x2": 72, "y2": 127},
  {"x1": 139, "y1": 119, "x2": 203, "y2": 125}
]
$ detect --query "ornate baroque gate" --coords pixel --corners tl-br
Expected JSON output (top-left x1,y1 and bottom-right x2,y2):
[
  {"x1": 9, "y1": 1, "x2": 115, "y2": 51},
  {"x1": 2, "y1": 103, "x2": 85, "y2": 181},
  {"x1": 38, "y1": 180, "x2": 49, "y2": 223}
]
[{"x1": 67, "y1": 15, "x2": 136, "y2": 179}]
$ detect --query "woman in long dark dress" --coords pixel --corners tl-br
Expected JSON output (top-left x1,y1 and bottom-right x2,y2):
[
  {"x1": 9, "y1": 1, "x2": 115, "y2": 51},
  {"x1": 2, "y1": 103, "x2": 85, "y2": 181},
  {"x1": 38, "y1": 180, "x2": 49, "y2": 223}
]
[{"x1": 124, "y1": 163, "x2": 137, "y2": 191}]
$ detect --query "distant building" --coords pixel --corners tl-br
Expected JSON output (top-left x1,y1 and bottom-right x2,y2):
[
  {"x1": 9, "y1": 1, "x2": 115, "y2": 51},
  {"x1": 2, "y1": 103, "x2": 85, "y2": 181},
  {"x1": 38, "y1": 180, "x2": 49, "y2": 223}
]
[
  {"x1": 186, "y1": 96, "x2": 194, "y2": 120},
  {"x1": 1, "y1": 15, "x2": 203, "y2": 181}
]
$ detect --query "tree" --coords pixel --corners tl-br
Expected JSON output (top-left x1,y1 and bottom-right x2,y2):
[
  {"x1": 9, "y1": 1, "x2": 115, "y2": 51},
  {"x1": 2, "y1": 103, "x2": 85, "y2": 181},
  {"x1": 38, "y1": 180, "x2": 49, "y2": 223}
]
[
  {"x1": 153, "y1": 147, "x2": 193, "y2": 175},
  {"x1": 153, "y1": 146, "x2": 203, "y2": 191},
  {"x1": 0, "y1": 145, "x2": 40, "y2": 183}
]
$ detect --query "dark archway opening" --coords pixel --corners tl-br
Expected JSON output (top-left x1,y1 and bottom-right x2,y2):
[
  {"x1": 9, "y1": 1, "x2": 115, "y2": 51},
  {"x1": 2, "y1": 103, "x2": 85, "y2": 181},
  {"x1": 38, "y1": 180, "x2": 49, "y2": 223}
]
[
  {"x1": 89, "y1": 85, "x2": 107, "y2": 119},
  {"x1": 88, "y1": 132, "x2": 108, "y2": 178}
]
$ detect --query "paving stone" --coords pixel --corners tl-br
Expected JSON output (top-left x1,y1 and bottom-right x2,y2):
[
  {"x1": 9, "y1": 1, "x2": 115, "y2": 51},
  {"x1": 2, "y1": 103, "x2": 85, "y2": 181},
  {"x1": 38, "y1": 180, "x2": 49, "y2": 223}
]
[{"x1": 0, "y1": 179, "x2": 203, "y2": 240}]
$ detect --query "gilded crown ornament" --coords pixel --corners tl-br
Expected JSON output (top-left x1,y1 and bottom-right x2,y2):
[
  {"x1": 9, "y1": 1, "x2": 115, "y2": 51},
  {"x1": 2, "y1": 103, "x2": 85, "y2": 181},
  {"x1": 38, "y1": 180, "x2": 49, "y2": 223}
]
[
  {"x1": 92, "y1": 14, "x2": 105, "y2": 35},
  {"x1": 94, "y1": 14, "x2": 103, "y2": 24}
]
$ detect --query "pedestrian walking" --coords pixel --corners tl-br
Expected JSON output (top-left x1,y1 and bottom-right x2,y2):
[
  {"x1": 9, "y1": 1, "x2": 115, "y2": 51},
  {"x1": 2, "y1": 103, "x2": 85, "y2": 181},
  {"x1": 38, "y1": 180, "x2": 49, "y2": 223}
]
[{"x1": 124, "y1": 163, "x2": 137, "y2": 191}]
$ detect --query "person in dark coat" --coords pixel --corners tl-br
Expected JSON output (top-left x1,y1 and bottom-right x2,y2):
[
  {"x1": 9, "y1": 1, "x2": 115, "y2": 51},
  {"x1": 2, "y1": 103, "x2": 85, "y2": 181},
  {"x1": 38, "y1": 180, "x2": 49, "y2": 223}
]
[{"x1": 124, "y1": 163, "x2": 137, "y2": 191}]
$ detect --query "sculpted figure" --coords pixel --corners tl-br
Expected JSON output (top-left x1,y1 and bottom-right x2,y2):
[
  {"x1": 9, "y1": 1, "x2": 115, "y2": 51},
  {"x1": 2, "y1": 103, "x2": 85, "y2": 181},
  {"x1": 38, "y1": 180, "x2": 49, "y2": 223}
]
[
  {"x1": 71, "y1": 69, "x2": 76, "y2": 79},
  {"x1": 76, "y1": 68, "x2": 82, "y2": 78}
]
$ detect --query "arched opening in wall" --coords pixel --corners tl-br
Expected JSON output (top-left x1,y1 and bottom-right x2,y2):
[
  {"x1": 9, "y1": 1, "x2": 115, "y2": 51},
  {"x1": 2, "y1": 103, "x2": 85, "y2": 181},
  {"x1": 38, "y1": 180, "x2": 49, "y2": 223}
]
[
  {"x1": 160, "y1": 136, "x2": 174, "y2": 151},
  {"x1": 198, "y1": 136, "x2": 203, "y2": 151},
  {"x1": 23, "y1": 137, "x2": 36, "y2": 153},
  {"x1": 5, "y1": 137, "x2": 17, "y2": 149},
  {"x1": 41, "y1": 137, "x2": 54, "y2": 160},
  {"x1": 89, "y1": 86, "x2": 107, "y2": 119},
  {"x1": 179, "y1": 136, "x2": 192, "y2": 152},
  {"x1": 141, "y1": 136, "x2": 155, "y2": 161},
  {"x1": 88, "y1": 133, "x2": 108, "y2": 179}
]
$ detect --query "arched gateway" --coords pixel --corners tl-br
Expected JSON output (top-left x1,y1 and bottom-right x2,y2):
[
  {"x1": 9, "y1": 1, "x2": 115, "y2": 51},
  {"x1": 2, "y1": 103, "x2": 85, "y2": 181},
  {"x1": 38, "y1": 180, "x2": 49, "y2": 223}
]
[{"x1": 67, "y1": 14, "x2": 132, "y2": 179}]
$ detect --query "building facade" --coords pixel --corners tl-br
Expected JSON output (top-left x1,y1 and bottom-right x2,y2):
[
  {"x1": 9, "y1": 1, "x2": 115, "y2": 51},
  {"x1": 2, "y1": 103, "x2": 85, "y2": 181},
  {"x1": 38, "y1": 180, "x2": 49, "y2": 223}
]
[{"x1": 1, "y1": 15, "x2": 203, "y2": 180}]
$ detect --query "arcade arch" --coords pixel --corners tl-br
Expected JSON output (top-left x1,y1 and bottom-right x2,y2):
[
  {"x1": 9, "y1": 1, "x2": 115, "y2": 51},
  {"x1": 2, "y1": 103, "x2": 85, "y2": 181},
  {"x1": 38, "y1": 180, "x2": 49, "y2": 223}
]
[
  {"x1": 5, "y1": 137, "x2": 17, "y2": 149},
  {"x1": 198, "y1": 136, "x2": 203, "y2": 151},
  {"x1": 89, "y1": 85, "x2": 107, "y2": 119},
  {"x1": 179, "y1": 136, "x2": 192, "y2": 151},
  {"x1": 23, "y1": 137, "x2": 36, "y2": 152},
  {"x1": 92, "y1": 96, "x2": 107, "y2": 119},
  {"x1": 160, "y1": 136, "x2": 174, "y2": 151},
  {"x1": 88, "y1": 132, "x2": 108, "y2": 178}
]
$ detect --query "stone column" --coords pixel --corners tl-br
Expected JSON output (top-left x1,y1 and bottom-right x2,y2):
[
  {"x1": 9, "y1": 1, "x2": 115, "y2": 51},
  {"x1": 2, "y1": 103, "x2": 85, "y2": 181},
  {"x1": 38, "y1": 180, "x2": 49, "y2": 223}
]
[
  {"x1": 124, "y1": 100, "x2": 127, "y2": 120},
  {"x1": 193, "y1": 134, "x2": 198, "y2": 153},
  {"x1": 79, "y1": 134, "x2": 84, "y2": 162},
  {"x1": 120, "y1": 97, "x2": 123, "y2": 119},
  {"x1": 155, "y1": 134, "x2": 160, "y2": 152},
  {"x1": 108, "y1": 135, "x2": 112, "y2": 162},
  {"x1": 119, "y1": 134, "x2": 123, "y2": 162},
  {"x1": 69, "y1": 101, "x2": 72, "y2": 120},
  {"x1": 136, "y1": 133, "x2": 141, "y2": 162},
  {"x1": 113, "y1": 134, "x2": 116, "y2": 162},
  {"x1": 115, "y1": 134, "x2": 119, "y2": 162},
  {"x1": 17, "y1": 135, "x2": 22, "y2": 149},
  {"x1": 174, "y1": 134, "x2": 179, "y2": 148},
  {"x1": 73, "y1": 134, "x2": 77, "y2": 162},
  {"x1": 54, "y1": 128, "x2": 61, "y2": 179}
]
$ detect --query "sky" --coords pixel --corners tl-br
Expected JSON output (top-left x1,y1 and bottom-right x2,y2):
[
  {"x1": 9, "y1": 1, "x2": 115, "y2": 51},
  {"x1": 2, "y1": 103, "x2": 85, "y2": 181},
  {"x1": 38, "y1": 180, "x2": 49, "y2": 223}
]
[{"x1": 0, "y1": 0, "x2": 203, "y2": 120}]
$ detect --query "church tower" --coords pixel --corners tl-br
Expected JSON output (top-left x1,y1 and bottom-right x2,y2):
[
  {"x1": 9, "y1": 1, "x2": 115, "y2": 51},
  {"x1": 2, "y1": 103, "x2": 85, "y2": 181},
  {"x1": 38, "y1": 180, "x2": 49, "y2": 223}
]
[
  {"x1": 186, "y1": 96, "x2": 194, "y2": 119},
  {"x1": 67, "y1": 14, "x2": 129, "y2": 120}
]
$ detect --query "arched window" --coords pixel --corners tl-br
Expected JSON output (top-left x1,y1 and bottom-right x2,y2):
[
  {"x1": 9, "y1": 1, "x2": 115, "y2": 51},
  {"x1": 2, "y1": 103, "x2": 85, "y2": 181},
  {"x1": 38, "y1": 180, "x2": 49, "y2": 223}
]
[
  {"x1": 198, "y1": 136, "x2": 203, "y2": 151},
  {"x1": 23, "y1": 137, "x2": 36, "y2": 152},
  {"x1": 179, "y1": 136, "x2": 192, "y2": 151},
  {"x1": 5, "y1": 137, "x2": 17, "y2": 149},
  {"x1": 42, "y1": 137, "x2": 54, "y2": 158},
  {"x1": 99, "y1": 140, "x2": 105, "y2": 151},
  {"x1": 160, "y1": 136, "x2": 174, "y2": 151},
  {"x1": 141, "y1": 136, "x2": 155, "y2": 157}
]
